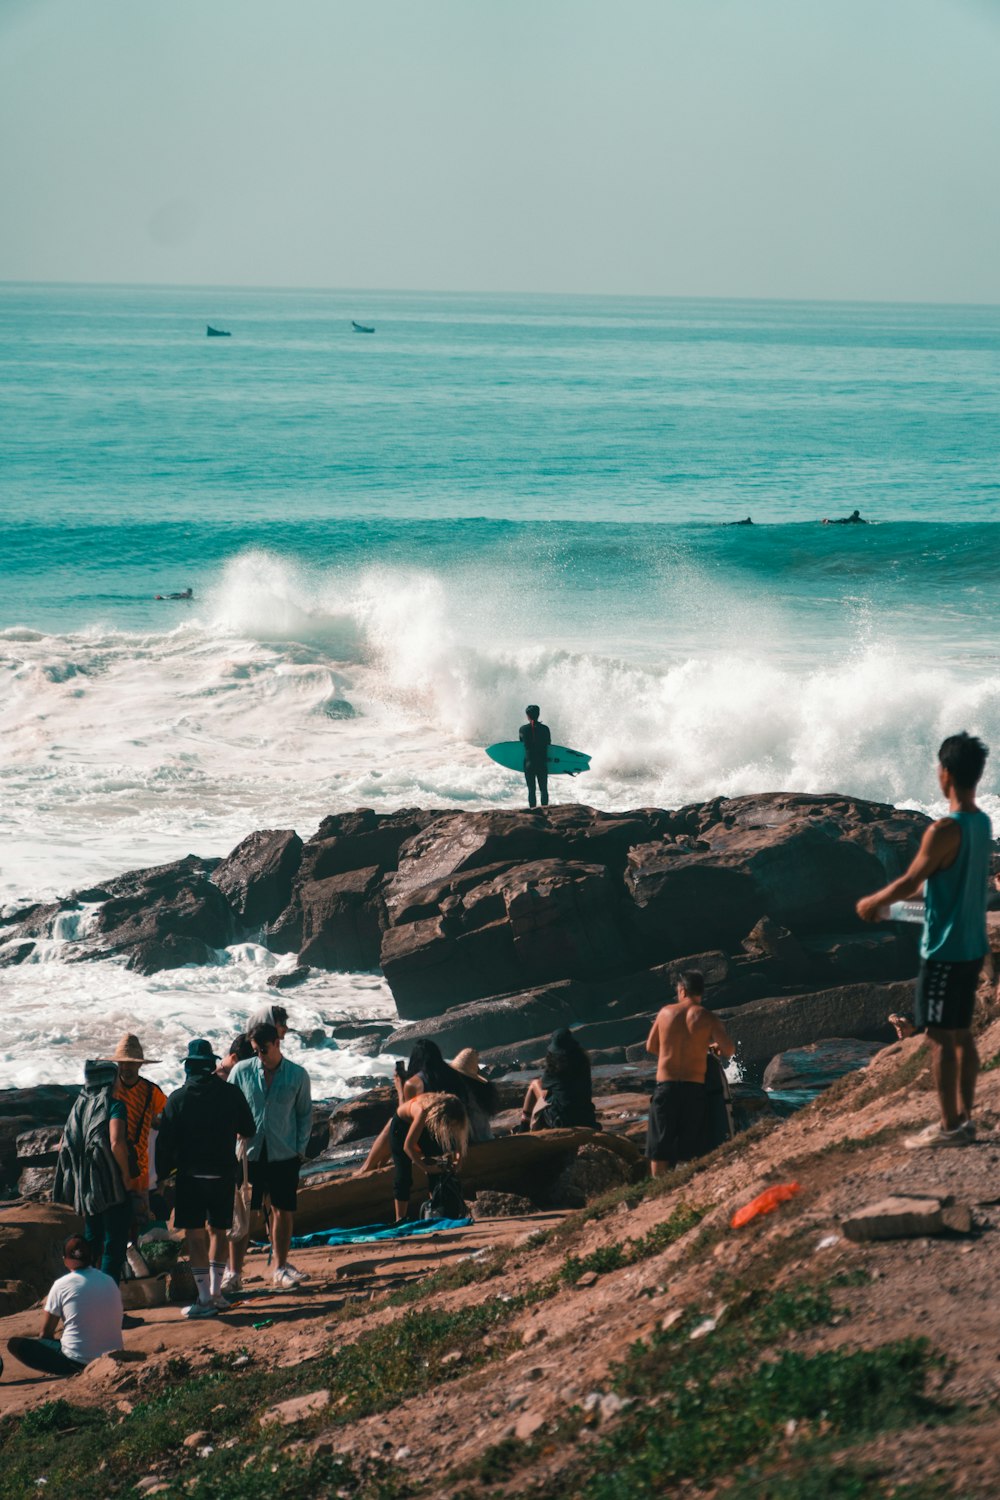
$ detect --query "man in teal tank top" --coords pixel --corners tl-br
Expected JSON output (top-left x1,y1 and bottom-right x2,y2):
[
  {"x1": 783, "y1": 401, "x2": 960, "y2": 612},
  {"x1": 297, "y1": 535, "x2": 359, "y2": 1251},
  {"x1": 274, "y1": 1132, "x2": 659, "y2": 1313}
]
[{"x1": 857, "y1": 733, "x2": 991, "y2": 1150}]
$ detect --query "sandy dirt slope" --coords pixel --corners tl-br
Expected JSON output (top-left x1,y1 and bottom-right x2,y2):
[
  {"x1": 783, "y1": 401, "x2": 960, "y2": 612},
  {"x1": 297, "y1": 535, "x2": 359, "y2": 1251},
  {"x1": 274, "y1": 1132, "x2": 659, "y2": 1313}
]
[{"x1": 2, "y1": 1017, "x2": 999, "y2": 1496}]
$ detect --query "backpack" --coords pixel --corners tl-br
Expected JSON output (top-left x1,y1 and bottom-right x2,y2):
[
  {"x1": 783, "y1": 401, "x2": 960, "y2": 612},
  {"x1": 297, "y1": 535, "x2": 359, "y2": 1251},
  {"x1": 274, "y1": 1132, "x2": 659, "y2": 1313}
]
[
  {"x1": 419, "y1": 1165, "x2": 468, "y2": 1222},
  {"x1": 54, "y1": 1089, "x2": 127, "y2": 1217}
]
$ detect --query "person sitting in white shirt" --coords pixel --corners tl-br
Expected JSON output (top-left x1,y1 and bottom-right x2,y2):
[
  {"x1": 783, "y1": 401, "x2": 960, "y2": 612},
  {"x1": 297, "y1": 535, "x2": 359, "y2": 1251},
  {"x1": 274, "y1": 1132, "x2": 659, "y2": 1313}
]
[{"x1": 5, "y1": 1235, "x2": 123, "y2": 1377}]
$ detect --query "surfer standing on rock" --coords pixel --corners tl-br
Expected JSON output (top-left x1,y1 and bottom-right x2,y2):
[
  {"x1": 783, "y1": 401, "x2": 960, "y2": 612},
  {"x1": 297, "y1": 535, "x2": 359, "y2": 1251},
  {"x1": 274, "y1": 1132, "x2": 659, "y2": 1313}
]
[{"x1": 520, "y1": 705, "x2": 551, "y2": 809}]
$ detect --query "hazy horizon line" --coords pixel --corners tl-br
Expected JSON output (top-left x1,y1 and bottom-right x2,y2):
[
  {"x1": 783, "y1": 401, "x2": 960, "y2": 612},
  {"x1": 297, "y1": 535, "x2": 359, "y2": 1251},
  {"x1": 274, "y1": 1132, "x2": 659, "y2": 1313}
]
[{"x1": 2, "y1": 277, "x2": 998, "y2": 313}]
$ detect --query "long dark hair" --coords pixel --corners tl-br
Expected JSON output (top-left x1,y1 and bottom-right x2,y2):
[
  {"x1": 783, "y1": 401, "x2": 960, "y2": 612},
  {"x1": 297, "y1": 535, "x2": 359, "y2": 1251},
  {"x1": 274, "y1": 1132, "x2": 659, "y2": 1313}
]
[
  {"x1": 543, "y1": 1028, "x2": 591, "y2": 1084},
  {"x1": 406, "y1": 1040, "x2": 499, "y2": 1115}
]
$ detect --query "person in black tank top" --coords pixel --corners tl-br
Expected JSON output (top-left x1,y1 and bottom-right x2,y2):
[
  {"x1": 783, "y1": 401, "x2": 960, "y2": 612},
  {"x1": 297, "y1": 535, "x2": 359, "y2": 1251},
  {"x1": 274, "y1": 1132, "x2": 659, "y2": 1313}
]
[{"x1": 519, "y1": 705, "x2": 551, "y2": 808}]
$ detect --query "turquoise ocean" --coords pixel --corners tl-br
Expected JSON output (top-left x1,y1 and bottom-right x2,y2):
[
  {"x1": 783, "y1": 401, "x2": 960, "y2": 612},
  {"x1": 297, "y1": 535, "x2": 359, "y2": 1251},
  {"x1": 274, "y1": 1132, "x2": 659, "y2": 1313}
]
[{"x1": 1, "y1": 283, "x2": 999, "y2": 1091}]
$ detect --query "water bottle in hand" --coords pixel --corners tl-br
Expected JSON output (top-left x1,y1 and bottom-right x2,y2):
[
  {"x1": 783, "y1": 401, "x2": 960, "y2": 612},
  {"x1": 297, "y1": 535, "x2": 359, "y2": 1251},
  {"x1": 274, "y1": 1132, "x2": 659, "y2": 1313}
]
[{"x1": 882, "y1": 900, "x2": 924, "y2": 924}]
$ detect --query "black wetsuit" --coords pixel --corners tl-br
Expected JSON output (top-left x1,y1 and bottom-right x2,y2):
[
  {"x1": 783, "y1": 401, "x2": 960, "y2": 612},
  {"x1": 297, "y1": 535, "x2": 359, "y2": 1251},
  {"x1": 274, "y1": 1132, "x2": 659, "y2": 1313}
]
[{"x1": 519, "y1": 719, "x2": 551, "y2": 808}]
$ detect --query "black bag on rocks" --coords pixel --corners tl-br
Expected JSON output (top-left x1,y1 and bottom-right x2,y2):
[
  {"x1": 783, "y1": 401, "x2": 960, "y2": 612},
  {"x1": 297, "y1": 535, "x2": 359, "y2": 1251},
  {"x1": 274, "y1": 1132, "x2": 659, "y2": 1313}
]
[{"x1": 420, "y1": 1165, "x2": 468, "y2": 1222}]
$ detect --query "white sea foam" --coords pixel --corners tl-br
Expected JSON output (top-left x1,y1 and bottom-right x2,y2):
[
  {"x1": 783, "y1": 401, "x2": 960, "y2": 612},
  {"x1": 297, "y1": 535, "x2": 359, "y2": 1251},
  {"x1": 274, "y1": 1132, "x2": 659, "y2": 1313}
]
[
  {"x1": 4, "y1": 550, "x2": 1000, "y2": 908},
  {"x1": 0, "y1": 946, "x2": 398, "y2": 1096},
  {"x1": 3, "y1": 548, "x2": 998, "y2": 1089}
]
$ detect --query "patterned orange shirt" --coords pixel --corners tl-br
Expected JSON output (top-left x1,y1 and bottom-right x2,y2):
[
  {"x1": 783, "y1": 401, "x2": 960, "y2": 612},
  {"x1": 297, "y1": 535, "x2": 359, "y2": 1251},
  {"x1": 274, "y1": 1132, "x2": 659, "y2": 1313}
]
[{"x1": 114, "y1": 1077, "x2": 167, "y2": 1190}]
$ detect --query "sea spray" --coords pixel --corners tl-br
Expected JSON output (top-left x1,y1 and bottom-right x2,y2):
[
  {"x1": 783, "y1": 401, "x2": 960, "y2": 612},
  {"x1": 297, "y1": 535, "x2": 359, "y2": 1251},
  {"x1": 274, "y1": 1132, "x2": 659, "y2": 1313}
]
[{"x1": 4, "y1": 568, "x2": 1000, "y2": 906}]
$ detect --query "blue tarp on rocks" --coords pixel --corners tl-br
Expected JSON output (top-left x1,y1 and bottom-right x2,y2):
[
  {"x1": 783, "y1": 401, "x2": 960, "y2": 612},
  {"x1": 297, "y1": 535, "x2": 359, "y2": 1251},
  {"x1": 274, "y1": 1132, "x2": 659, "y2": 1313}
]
[{"x1": 289, "y1": 1217, "x2": 473, "y2": 1248}]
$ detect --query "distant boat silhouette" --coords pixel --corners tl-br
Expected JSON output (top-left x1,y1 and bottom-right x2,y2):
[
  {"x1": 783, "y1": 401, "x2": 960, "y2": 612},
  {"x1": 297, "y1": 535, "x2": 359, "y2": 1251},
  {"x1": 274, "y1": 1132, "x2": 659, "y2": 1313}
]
[
  {"x1": 351, "y1": 320, "x2": 375, "y2": 334},
  {"x1": 206, "y1": 325, "x2": 231, "y2": 337}
]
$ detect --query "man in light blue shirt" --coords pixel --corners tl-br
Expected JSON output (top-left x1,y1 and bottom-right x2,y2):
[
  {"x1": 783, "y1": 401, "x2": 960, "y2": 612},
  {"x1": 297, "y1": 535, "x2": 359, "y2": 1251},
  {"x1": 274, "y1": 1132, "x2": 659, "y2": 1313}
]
[{"x1": 230, "y1": 1022, "x2": 312, "y2": 1290}]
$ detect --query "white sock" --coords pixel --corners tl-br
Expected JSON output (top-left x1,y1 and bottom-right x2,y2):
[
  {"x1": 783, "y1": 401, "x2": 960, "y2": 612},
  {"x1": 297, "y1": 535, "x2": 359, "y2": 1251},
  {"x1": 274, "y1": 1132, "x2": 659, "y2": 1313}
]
[
  {"x1": 192, "y1": 1267, "x2": 210, "y2": 1303},
  {"x1": 209, "y1": 1261, "x2": 226, "y2": 1297}
]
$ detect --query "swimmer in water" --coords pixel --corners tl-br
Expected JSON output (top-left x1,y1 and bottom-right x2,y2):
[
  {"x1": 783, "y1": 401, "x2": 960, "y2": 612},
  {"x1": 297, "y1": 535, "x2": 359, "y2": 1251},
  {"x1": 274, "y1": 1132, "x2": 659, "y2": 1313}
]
[
  {"x1": 154, "y1": 588, "x2": 193, "y2": 600},
  {"x1": 725, "y1": 516, "x2": 753, "y2": 526},
  {"x1": 821, "y1": 510, "x2": 867, "y2": 525}
]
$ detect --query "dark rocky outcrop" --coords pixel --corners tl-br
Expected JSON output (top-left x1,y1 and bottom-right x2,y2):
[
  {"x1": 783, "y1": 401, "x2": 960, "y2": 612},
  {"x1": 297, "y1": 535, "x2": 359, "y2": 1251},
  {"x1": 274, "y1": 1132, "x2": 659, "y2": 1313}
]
[
  {"x1": 0, "y1": 796, "x2": 934, "y2": 1084},
  {"x1": 298, "y1": 867, "x2": 384, "y2": 970},
  {"x1": 470, "y1": 1190, "x2": 536, "y2": 1219},
  {"x1": 211, "y1": 829, "x2": 303, "y2": 929},
  {"x1": 0, "y1": 1085, "x2": 78, "y2": 1195},
  {"x1": 327, "y1": 1086, "x2": 396, "y2": 1147},
  {"x1": 381, "y1": 859, "x2": 630, "y2": 1017},
  {"x1": 268, "y1": 965, "x2": 311, "y2": 990},
  {"x1": 93, "y1": 855, "x2": 234, "y2": 973},
  {"x1": 0, "y1": 1202, "x2": 80, "y2": 1312},
  {"x1": 267, "y1": 808, "x2": 441, "y2": 955},
  {"x1": 382, "y1": 950, "x2": 730, "y2": 1060},
  {"x1": 717, "y1": 981, "x2": 913, "y2": 1066},
  {"x1": 551, "y1": 1142, "x2": 634, "y2": 1208},
  {"x1": 762, "y1": 1038, "x2": 885, "y2": 1093}
]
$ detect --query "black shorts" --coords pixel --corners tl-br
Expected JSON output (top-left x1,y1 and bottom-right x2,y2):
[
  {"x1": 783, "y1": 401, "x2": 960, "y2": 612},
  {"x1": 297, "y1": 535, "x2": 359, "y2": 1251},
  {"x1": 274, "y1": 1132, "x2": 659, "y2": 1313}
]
[
  {"x1": 248, "y1": 1153, "x2": 300, "y2": 1213},
  {"x1": 646, "y1": 1081, "x2": 707, "y2": 1166},
  {"x1": 173, "y1": 1174, "x2": 235, "y2": 1231},
  {"x1": 915, "y1": 957, "x2": 983, "y2": 1031}
]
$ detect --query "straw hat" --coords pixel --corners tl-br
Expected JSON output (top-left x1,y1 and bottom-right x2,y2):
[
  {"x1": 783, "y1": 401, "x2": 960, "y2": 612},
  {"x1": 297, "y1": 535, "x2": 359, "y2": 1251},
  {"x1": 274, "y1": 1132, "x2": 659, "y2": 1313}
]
[
  {"x1": 105, "y1": 1033, "x2": 159, "y2": 1065},
  {"x1": 448, "y1": 1047, "x2": 485, "y2": 1081}
]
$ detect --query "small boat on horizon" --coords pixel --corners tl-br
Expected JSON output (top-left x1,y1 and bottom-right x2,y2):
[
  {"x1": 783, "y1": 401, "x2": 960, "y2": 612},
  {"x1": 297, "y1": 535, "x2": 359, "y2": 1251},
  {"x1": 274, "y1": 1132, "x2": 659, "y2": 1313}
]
[
  {"x1": 352, "y1": 320, "x2": 375, "y2": 334},
  {"x1": 206, "y1": 324, "x2": 231, "y2": 337}
]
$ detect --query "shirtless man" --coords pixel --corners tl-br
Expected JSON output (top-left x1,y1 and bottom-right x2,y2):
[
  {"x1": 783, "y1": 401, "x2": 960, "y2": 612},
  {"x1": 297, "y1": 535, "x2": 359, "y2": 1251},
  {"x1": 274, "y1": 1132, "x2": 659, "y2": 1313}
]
[{"x1": 645, "y1": 970, "x2": 735, "y2": 1177}]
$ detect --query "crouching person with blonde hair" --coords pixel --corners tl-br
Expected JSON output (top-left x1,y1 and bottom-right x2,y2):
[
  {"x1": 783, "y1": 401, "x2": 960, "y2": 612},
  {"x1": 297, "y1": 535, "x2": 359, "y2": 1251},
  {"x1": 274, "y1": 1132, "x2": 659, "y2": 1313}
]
[{"x1": 390, "y1": 1092, "x2": 469, "y2": 1222}]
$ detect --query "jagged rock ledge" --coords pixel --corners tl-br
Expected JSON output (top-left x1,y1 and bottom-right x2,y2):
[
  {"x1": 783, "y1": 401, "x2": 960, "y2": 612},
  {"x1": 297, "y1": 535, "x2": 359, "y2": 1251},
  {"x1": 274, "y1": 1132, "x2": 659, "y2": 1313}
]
[{"x1": 2, "y1": 793, "x2": 940, "y2": 1060}]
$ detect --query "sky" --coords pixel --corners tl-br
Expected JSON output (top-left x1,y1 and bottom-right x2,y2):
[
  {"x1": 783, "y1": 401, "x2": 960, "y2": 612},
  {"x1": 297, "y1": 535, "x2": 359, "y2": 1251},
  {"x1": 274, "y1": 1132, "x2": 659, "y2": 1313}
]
[{"x1": 1, "y1": 0, "x2": 999, "y2": 302}]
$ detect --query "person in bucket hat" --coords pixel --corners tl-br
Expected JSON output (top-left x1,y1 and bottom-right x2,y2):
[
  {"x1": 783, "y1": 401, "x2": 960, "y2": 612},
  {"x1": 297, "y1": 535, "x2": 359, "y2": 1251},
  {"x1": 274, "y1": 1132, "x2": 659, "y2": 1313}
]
[{"x1": 154, "y1": 1040, "x2": 256, "y2": 1320}]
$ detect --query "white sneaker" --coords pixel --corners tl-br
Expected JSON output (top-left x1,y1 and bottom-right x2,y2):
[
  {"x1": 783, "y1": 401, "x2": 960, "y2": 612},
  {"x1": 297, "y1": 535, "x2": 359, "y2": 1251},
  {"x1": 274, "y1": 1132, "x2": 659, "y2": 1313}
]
[
  {"x1": 220, "y1": 1271, "x2": 242, "y2": 1294},
  {"x1": 183, "y1": 1300, "x2": 219, "y2": 1319},
  {"x1": 272, "y1": 1266, "x2": 299, "y2": 1291},
  {"x1": 210, "y1": 1292, "x2": 232, "y2": 1311},
  {"x1": 282, "y1": 1262, "x2": 310, "y2": 1282},
  {"x1": 904, "y1": 1122, "x2": 969, "y2": 1151}
]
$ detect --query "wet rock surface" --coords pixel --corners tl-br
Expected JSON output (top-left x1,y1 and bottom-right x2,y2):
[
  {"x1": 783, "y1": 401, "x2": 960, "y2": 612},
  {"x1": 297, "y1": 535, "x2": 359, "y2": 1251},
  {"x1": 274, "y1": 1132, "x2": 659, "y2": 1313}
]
[
  {"x1": 0, "y1": 795, "x2": 938, "y2": 1126},
  {"x1": 0, "y1": 1086, "x2": 79, "y2": 1196},
  {"x1": 762, "y1": 1037, "x2": 886, "y2": 1092},
  {"x1": 211, "y1": 828, "x2": 303, "y2": 929}
]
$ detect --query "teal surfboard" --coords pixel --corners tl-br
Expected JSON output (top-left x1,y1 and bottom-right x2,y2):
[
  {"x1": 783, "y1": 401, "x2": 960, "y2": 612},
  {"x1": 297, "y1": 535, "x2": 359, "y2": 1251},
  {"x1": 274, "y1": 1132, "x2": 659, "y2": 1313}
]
[{"x1": 486, "y1": 741, "x2": 591, "y2": 776}]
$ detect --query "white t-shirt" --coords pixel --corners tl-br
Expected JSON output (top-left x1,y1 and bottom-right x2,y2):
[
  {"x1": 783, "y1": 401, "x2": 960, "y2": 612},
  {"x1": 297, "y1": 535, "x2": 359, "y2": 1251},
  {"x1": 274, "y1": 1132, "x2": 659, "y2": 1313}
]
[{"x1": 45, "y1": 1267, "x2": 124, "y2": 1365}]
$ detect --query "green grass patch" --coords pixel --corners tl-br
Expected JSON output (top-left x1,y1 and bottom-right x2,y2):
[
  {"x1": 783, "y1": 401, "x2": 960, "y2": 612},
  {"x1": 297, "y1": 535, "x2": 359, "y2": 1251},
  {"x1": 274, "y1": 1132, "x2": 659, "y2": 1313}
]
[
  {"x1": 587, "y1": 1340, "x2": 935, "y2": 1498},
  {"x1": 724, "y1": 1459, "x2": 956, "y2": 1499},
  {"x1": 386, "y1": 1244, "x2": 513, "y2": 1305},
  {"x1": 0, "y1": 1299, "x2": 523, "y2": 1499},
  {"x1": 559, "y1": 1203, "x2": 705, "y2": 1284},
  {"x1": 454, "y1": 1274, "x2": 945, "y2": 1500}
]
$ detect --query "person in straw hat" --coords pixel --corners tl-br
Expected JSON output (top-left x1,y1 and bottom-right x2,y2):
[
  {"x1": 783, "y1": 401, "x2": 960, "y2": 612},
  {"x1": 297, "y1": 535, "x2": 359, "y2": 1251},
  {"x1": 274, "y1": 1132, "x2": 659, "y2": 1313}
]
[
  {"x1": 447, "y1": 1048, "x2": 499, "y2": 1142},
  {"x1": 106, "y1": 1034, "x2": 167, "y2": 1223}
]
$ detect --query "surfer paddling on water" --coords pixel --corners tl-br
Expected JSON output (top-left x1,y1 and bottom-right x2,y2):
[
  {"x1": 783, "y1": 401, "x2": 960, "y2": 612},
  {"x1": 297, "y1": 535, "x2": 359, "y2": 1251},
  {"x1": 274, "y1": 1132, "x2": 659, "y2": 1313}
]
[{"x1": 519, "y1": 705, "x2": 552, "y2": 809}]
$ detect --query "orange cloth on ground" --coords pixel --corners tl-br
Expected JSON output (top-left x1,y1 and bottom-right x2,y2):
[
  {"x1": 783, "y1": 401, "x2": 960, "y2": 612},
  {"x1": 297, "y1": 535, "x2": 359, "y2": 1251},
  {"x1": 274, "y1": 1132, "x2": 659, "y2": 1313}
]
[
  {"x1": 114, "y1": 1077, "x2": 167, "y2": 1190},
  {"x1": 730, "y1": 1182, "x2": 801, "y2": 1229}
]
